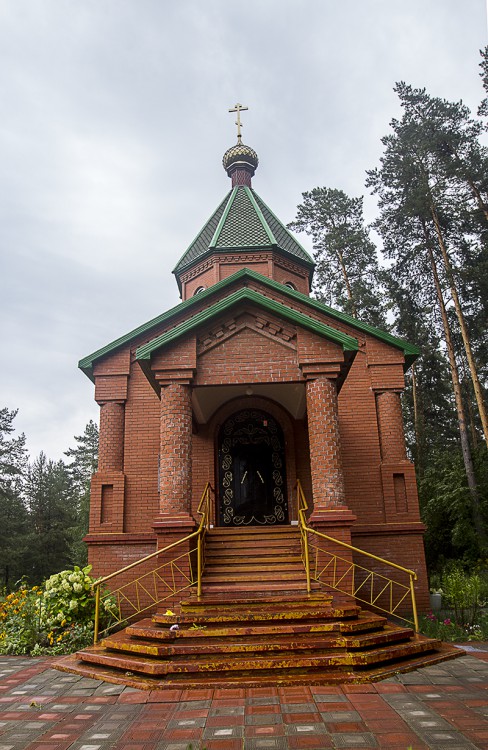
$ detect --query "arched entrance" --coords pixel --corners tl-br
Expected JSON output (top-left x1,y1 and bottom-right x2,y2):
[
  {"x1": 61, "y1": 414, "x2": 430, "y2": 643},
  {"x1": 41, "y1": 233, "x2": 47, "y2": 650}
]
[{"x1": 217, "y1": 409, "x2": 288, "y2": 526}]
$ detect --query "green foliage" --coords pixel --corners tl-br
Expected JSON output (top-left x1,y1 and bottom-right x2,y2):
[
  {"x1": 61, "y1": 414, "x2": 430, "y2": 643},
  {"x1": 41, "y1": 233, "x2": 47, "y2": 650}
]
[
  {"x1": 0, "y1": 584, "x2": 43, "y2": 654},
  {"x1": 420, "y1": 447, "x2": 488, "y2": 568},
  {"x1": 23, "y1": 453, "x2": 78, "y2": 583},
  {"x1": 42, "y1": 565, "x2": 98, "y2": 630},
  {"x1": 419, "y1": 613, "x2": 474, "y2": 642},
  {"x1": 0, "y1": 408, "x2": 29, "y2": 590},
  {"x1": 441, "y1": 564, "x2": 487, "y2": 627},
  {"x1": 421, "y1": 563, "x2": 488, "y2": 641},
  {"x1": 288, "y1": 187, "x2": 386, "y2": 326},
  {"x1": 65, "y1": 420, "x2": 99, "y2": 565},
  {"x1": 0, "y1": 565, "x2": 114, "y2": 655}
]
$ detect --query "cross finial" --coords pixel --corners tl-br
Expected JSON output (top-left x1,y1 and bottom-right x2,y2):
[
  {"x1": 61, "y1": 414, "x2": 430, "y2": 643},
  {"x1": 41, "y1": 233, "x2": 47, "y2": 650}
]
[{"x1": 229, "y1": 103, "x2": 248, "y2": 143}]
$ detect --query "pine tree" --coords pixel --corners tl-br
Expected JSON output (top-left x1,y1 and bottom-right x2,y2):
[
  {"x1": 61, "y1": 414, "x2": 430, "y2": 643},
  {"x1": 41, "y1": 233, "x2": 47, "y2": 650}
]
[
  {"x1": 372, "y1": 83, "x2": 488, "y2": 447},
  {"x1": 367, "y1": 85, "x2": 488, "y2": 554},
  {"x1": 0, "y1": 408, "x2": 29, "y2": 590},
  {"x1": 23, "y1": 453, "x2": 77, "y2": 583},
  {"x1": 65, "y1": 420, "x2": 99, "y2": 565},
  {"x1": 288, "y1": 188, "x2": 386, "y2": 326}
]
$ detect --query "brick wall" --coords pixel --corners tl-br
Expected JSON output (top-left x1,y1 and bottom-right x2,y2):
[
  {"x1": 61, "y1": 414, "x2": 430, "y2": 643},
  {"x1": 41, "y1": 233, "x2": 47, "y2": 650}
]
[{"x1": 85, "y1": 271, "x2": 429, "y2": 611}]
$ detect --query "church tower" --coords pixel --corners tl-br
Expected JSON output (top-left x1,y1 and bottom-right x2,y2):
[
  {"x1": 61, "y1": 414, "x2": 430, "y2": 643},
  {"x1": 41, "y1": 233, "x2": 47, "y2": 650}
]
[
  {"x1": 79, "y1": 107, "x2": 429, "y2": 620},
  {"x1": 173, "y1": 105, "x2": 314, "y2": 300}
]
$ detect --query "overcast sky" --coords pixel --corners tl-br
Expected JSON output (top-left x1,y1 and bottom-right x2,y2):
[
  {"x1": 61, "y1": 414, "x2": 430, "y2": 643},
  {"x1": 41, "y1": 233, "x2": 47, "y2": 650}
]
[{"x1": 1, "y1": 0, "x2": 487, "y2": 461}]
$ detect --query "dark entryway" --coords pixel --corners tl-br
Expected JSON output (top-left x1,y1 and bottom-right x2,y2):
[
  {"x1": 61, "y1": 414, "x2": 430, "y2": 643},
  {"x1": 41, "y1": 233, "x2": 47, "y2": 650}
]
[{"x1": 217, "y1": 409, "x2": 288, "y2": 526}]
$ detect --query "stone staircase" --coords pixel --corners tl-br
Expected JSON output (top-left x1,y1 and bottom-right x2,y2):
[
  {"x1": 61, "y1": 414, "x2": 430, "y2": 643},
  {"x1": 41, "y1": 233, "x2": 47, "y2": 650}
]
[{"x1": 56, "y1": 527, "x2": 462, "y2": 688}]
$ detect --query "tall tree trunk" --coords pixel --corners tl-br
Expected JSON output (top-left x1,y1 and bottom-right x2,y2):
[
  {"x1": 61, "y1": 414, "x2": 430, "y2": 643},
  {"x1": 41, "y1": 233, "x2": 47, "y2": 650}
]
[
  {"x1": 335, "y1": 247, "x2": 357, "y2": 317},
  {"x1": 429, "y1": 200, "x2": 488, "y2": 449},
  {"x1": 411, "y1": 363, "x2": 422, "y2": 473},
  {"x1": 422, "y1": 221, "x2": 487, "y2": 549}
]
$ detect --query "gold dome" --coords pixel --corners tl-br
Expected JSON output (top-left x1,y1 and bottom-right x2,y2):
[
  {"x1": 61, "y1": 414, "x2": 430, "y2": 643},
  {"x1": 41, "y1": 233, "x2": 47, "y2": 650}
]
[{"x1": 222, "y1": 142, "x2": 259, "y2": 174}]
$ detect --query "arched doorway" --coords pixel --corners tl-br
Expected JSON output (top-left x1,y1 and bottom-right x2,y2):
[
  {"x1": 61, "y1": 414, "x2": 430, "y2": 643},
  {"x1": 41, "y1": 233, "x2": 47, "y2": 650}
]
[{"x1": 217, "y1": 409, "x2": 288, "y2": 526}]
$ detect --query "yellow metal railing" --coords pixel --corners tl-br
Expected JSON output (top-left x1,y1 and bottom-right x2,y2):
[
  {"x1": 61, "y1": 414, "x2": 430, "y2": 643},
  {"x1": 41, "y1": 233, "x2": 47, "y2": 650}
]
[
  {"x1": 92, "y1": 483, "x2": 212, "y2": 643},
  {"x1": 296, "y1": 481, "x2": 419, "y2": 631}
]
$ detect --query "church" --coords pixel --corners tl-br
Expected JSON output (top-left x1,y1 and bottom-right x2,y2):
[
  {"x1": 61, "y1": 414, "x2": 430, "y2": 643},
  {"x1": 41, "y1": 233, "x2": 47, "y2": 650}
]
[{"x1": 80, "y1": 107, "x2": 431, "y2": 630}]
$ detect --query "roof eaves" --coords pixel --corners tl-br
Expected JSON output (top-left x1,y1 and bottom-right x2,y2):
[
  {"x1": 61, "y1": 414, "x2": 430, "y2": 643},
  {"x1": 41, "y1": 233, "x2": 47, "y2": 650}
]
[
  {"x1": 79, "y1": 267, "x2": 417, "y2": 382},
  {"x1": 135, "y1": 287, "x2": 358, "y2": 361},
  {"x1": 78, "y1": 268, "x2": 253, "y2": 380},
  {"x1": 241, "y1": 269, "x2": 419, "y2": 366}
]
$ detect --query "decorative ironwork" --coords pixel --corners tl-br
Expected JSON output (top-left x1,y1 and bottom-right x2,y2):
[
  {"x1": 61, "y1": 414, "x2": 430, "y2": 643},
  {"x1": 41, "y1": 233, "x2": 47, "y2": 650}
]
[
  {"x1": 295, "y1": 480, "x2": 419, "y2": 631},
  {"x1": 218, "y1": 410, "x2": 287, "y2": 526},
  {"x1": 92, "y1": 484, "x2": 212, "y2": 643}
]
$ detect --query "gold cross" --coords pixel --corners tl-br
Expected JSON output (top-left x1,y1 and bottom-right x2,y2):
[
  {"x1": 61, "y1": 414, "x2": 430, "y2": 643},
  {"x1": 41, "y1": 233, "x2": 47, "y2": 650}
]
[{"x1": 229, "y1": 103, "x2": 248, "y2": 143}]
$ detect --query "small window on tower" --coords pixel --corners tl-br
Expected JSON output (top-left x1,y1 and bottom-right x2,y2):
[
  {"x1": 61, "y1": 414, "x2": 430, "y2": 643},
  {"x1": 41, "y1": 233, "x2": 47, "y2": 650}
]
[
  {"x1": 193, "y1": 286, "x2": 206, "y2": 295},
  {"x1": 284, "y1": 281, "x2": 296, "y2": 290}
]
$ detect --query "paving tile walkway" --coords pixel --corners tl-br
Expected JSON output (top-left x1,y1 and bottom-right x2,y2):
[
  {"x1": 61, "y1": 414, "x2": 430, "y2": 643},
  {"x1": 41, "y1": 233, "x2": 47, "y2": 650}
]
[{"x1": 0, "y1": 645, "x2": 487, "y2": 749}]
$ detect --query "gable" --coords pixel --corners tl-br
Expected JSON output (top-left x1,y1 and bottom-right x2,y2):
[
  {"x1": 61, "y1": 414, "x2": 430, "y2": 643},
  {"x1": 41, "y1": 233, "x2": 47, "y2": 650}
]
[
  {"x1": 135, "y1": 287, "x2": 358, "y2": 363},
  {"x1": 79, "y1": 268, "x2": 417, "y2": 381}
]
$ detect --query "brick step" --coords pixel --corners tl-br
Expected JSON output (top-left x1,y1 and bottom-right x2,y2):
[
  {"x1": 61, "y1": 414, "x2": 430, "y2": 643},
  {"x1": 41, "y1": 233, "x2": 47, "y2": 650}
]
[
  {"x1": 207, "y1": 527, "x2": 300, "y2": 537},
  {"x1": 205, "y1": 545, "x2": 302, "y2": 561},
  {"x1": 56, "y1": 640, "x2": 463, "y2": 690},
  {"x1": 75, "y1": 636, "x2": 442, "y2": 676},
  {"x1": 198, "y1": 580, "x2": 320, "y2": 597},
  {"x1": 205, "y1": 541, "x2": 301, "y2": 557},
  {"x1": 179, "y1": 591, "x2": 334, "y2": 609},
  {"x1": 102, "y1": 623, "x2": 415, "y2": 658},
  {"x1": 153, "y1": 604, "x2": 360, "y2": 626},
  {"x1": 201, "y1": 567, "x2": 306, "y2": 580},
  {"x1": 203, "y1": 559, "x2": 304, "y2": 570},
  {"x1": 204, "y1": 553, "x2": 304, "y2": 572},
  {"x1": 126, "y1": 612, "x2": 388, "y2": 641}
]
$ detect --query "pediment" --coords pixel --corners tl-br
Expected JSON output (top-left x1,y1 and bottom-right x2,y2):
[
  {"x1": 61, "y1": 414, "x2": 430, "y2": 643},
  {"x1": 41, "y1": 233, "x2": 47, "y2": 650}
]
[{"x1": 196, "y1": 309, "x2": 297, "y2": 357}]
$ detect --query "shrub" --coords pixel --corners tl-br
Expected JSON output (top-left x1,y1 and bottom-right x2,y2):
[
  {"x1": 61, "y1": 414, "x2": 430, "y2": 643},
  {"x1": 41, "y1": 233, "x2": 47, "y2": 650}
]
[
  {"x1": 0, "y1": 565, "x2": 115, "y2": 655},
  {"x1": 441, "y1": 565, "x2": 485, "y2": 627},
  {"x1": 0, "y1": 584, "x2": 43, "y2": 654}
]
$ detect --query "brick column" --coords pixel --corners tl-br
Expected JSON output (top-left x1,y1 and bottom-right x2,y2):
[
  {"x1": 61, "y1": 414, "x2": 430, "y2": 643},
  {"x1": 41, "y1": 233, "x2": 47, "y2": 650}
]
[
  {"x1": 306, "y1": 376, "x2": 346, "y2": 512},
  {"x1": 98, "y1": 401, "x2": 125, "y2": 471},
  {"x1": 375, "y1": 390, "x2": 407, "y2": 462},
  {"x1": 155, "y1": 381, "x2": 195, "y2": 529},
  {"x1": 305, "y1": 375, "x2": 356, "y2": 588}
]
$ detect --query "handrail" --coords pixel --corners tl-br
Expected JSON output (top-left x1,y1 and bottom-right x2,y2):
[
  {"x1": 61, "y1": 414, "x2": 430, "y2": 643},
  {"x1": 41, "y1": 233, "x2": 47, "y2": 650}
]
[
  {"x1": 296, "y1": 480, "x2": 419, "y2": 631},
  {"x1": 93, "y1": 483, "x2": 213, "y2": 643}
]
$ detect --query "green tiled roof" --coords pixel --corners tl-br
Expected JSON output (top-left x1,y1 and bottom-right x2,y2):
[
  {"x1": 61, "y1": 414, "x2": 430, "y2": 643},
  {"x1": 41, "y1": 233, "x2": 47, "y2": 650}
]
[
  {"x1": 135, "y1": 287, "x2": 359, "y2": 362},
  {"x1": 79, "y1": 268, "x2": 418, "y2": 382},
  {"x1": 173, "y1": 186, "x2": 313, "y2": 274}
]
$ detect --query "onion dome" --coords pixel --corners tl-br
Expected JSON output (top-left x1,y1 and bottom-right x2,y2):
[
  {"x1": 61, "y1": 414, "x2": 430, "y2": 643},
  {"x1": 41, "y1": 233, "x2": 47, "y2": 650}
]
[
  {"x1": 223, "y1": 142, "x2": 259, "y2": 173},
  {"x1": 223, "y1": 142, "x2": 259, "y2": 187}
]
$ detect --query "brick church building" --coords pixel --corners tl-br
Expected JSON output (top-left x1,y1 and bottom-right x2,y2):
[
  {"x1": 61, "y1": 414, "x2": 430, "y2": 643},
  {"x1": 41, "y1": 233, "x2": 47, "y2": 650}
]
[{"x1": 80, "y1": 119, "x2": 430, "y2": 611}]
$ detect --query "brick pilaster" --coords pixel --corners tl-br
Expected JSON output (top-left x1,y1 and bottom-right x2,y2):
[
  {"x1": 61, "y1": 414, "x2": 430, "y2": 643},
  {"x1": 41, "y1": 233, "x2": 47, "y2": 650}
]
[
  {"x1": 375, "y1": 390, "x2": 408, "y2": 462},
  {"x1": 98, "y1": 401, "x2": 125, "y2": 471}
]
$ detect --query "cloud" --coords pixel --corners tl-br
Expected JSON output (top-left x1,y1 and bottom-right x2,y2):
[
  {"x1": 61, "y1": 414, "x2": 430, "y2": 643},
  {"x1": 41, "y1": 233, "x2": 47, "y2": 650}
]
[{"x1": 1, "y1": 0, "x2": 486, "y2": 458}]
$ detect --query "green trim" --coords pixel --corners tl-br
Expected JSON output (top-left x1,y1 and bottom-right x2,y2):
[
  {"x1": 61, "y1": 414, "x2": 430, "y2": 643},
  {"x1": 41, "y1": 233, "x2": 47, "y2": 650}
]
[
  {"x1": 172, "y1": 190, "x2": 232, "y2": 274},
  {"x1": 79, "y1": 267, "x2": 418, "y2": 380},
  {"x1": 173, "y1": 186, "x2": 314, "y2": 275},
  {"x1": 209, "y1": 187, "x2": 238, "y2": 248},
  {"x1": 135, "y1": 287, "x2": 358, "y2": 360},
  {"x1": 246, "y1": 270, "x2": 419, "y2": 363},
  {"x1": 252, "y1": 191, "x2": 314, "y2": 265},
  {"x1": 245, "y1": 187, "x2": 276, "y2": 245}
]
